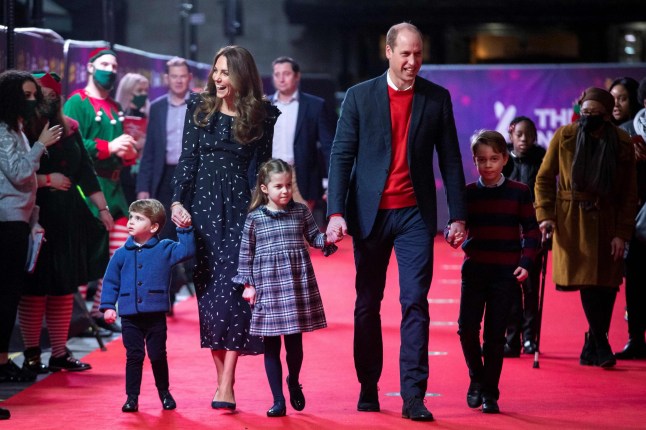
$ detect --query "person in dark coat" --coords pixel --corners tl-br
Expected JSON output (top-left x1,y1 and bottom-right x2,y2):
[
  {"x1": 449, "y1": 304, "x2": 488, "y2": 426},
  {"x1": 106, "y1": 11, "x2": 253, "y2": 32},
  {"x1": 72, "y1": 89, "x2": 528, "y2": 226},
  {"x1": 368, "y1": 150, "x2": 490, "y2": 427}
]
[
  {"x1": 501, "y1": 116, "x2": 546, "y2": 357},
  {"x1": 170, "y1": 46, "x2": 279, "y2": 410}
]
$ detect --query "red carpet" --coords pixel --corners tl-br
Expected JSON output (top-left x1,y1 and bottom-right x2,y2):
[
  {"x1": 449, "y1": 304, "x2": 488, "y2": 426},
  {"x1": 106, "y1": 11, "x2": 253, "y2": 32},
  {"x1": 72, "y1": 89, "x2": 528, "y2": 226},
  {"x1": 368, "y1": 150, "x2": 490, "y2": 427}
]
[{"x1": 4, "y1": 236, "x2": 646, "y2": 429}]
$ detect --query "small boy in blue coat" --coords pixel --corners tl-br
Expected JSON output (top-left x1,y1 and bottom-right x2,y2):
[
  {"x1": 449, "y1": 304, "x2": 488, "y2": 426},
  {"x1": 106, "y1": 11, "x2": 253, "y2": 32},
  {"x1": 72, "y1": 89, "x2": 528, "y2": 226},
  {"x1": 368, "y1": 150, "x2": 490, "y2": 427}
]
[{"x1": 100, "y1": 199, "x2": 195, "y2": 413}]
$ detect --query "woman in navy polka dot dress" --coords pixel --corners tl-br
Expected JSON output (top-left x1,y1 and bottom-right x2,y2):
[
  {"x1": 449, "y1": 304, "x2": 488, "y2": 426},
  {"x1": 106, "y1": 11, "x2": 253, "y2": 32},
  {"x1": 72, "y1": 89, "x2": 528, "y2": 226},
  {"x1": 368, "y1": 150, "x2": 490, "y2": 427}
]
[{"x1": 170, "y1": 46, "x2": 279, "y2": 410}]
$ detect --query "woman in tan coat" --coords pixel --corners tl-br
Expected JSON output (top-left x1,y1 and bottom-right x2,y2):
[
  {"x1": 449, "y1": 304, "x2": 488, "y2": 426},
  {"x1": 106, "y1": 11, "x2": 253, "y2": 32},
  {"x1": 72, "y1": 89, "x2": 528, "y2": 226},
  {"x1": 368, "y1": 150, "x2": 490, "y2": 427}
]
[{"x1": 535, "y1": 87, "x2": 637, "y2": 368}]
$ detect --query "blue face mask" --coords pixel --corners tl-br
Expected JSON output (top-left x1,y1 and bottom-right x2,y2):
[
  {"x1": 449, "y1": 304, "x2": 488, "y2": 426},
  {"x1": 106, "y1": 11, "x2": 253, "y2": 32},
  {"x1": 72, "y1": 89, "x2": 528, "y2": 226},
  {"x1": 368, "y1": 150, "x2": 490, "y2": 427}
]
[{"x1": 93, "y1": 69, "x2": 117, "y2": 90}]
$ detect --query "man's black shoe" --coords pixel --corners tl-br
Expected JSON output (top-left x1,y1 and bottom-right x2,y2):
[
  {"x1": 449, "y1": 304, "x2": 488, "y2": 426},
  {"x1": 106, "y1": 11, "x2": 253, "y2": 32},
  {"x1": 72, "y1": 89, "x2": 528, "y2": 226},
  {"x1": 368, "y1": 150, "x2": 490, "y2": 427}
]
[
  {"x1": 357, "y1": 385, "x2": 380, "y2": 412},
  {"x1": 615, "y1": 340, "x2": 646, "y2": 359},
  {"x1": 122, "y1": 395, "x2": 139, "y2": 413},
  {"x1": 402, "y1": 397, "x2": 434, "y2": 421},
  {"x1": 466, "y1": 381, "x2": 482, "y2": 408}
]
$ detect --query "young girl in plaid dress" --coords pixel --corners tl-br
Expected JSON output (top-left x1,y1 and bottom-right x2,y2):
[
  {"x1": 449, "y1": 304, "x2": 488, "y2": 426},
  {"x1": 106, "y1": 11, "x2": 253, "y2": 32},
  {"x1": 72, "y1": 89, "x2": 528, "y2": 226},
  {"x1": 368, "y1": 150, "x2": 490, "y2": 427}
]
[{"x1": 233, "y1": 158, "x2": 337, "y2": 417}]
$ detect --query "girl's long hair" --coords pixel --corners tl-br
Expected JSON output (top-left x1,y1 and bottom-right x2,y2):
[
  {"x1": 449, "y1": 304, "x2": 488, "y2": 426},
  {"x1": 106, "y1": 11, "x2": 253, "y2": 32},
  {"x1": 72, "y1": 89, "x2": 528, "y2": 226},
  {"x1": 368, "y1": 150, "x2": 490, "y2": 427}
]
[
  {"x1": 249, "y1": 159, "x2": 293, "y2": 212},
  {"x1": 194, "y1": 46, "x2": 266, "y2": 144},
  {"x1": 0, "y1": 70, "x2": 44, "y2": 132}
]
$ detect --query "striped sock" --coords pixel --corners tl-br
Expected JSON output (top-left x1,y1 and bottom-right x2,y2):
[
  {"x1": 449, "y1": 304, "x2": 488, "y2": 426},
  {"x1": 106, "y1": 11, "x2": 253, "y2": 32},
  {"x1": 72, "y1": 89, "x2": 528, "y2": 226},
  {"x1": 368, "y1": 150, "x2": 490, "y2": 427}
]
[
  {"x1": 45, "y1": 295, "x2": 74, "y2": 358},
  {"x1": 18, "y1": 295, "x2": 47, "y2": 349}
]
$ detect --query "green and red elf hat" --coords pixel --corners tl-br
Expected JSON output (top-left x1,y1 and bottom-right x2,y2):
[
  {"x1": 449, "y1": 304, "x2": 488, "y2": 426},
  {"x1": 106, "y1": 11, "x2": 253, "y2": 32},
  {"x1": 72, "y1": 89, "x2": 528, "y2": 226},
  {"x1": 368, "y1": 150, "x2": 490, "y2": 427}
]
[
  {"x1": 31, "y1": 70, "x2": 62, "y2": 96},
  {"x1": 88, "y1": 47, "x2": 117, "y2": 63}
]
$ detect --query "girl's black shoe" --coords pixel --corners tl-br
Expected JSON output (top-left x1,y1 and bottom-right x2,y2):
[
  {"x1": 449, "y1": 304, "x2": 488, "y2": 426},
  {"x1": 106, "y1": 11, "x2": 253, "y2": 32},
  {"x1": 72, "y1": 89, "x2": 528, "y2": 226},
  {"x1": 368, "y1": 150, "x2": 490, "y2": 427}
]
[
  {"x1": 267, "y1": 401, "x2": 286, "y2": 417},
  {"x1": 286, "y1": 376, "x2": 305, "y2": 411},
  {"x1": 0, "y1": 360, "x2": 36, "y2": 383}
]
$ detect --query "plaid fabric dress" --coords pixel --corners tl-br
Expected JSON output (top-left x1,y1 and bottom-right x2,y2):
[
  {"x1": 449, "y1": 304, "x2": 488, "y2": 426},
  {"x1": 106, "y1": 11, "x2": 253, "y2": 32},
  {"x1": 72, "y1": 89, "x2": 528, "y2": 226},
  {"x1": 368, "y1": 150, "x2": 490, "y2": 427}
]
[{"x1": 232, "y1": 202, "x2": 334, "y2": 336}]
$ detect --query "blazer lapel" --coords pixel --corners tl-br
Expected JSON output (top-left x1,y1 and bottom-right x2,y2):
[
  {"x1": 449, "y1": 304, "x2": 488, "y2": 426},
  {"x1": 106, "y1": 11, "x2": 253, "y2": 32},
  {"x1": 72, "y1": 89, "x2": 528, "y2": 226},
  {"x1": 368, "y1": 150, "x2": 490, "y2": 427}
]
[
  {"x1": 408, "y1": 79, "x2": 425, "y2": 151},
  {"x1": 294, "y1": 95, "x2": 307, "y2": 144},
  {"x1": 374, "y1": 74, "x2": 392, "y2": 151}
]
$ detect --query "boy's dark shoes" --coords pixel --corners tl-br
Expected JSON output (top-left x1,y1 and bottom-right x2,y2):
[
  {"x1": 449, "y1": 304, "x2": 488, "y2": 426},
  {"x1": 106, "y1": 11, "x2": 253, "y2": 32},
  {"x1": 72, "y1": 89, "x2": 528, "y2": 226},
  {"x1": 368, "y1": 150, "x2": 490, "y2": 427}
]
[
  {"x1": 482, "y1": 396, "x2": 500, "y2": 414},
  {"x1": 615, "y1": 340, "x2": 646, "y2": 359},
  {"x1": 266, "y1": 401, "x2": 286, "y2": 417},
  {"x1": 48, "y1": 349, "x2": 91, "y2": 372},
  {"x1": 159, "y1": 390, "x2": 176, "y2": 410},
  {"x1": 286, "y1": 376, "x2": 305, "y2": 411},
  {"x1": 503, "y1": 344, "x2": 520, "y2": 358},
  {"x1": 357, "y1": 384, "x2": 380, "y2": 412},
  {"x1": 122, "y1": 395, "x2": 138, "y2": 412},
  {"x1": 402, "y1": 397, "x2": 434, "y2": 421},
  {"x1": 466, "y1": 381, "x2": 483, "y2": 408},
  {"x1": 0, "y1": 407, "x2": 10, "y2": 420},
  {"x1": 0, "y1": 360, "x2": 36, "y2": 383}
]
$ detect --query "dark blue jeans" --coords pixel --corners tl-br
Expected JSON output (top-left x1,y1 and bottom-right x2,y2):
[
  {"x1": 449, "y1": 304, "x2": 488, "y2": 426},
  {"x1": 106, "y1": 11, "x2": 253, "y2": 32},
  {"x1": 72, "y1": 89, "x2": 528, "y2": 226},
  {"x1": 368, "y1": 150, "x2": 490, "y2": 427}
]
[
  {"x1": 458, "y1": 276, "x2": 518, "y2": 399},
  {"x1": 121, "y1": 312, "x2": 168, "y2": 396},
  {"x1": 352, "y1": 206, "x2": 434, "y2": 401}
]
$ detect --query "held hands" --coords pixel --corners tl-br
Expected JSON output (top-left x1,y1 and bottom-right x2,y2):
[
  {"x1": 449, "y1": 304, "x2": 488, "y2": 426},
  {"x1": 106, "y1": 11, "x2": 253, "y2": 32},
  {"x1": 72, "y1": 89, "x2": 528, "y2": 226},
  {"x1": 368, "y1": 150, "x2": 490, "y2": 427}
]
[
  {"x1": 610, "y1": 237, "x2": 625, "y2": 261},
  {"x1": 38, "y1": 121, "x2": 63, "y2": 147},
  {"x1": 445, "y1": 221, "x2": 466, "y2": 248},
  {"x1": 171, "y1": 203, "x2": 192, "y2": 228},
  {"x1": 325, "y1": 216, "x2": 347, "y2": 243},
  {"x1": 103, "y1": 310, "x2": 117, "y2": 325},
  {"x1": 514, "y1": 266, "x2": 529, "y2": 282},
  {"x1": 242, "y1": 284, "x2": 256, "y2": 306},
  {"x1": 109, "y1": 134, "x2": 138, "y2": 161}
]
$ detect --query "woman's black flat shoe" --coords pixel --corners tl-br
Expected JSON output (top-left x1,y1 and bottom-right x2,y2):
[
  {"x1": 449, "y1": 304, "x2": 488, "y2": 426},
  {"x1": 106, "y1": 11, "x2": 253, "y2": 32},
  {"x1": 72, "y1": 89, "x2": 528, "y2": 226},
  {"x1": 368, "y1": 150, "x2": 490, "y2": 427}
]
[
  {"x1": 211, "y1": 400, "x2": 236, "y2": 410},
  {"x1": 267, "y1": 402, "x2": 286, "y2": 417}
]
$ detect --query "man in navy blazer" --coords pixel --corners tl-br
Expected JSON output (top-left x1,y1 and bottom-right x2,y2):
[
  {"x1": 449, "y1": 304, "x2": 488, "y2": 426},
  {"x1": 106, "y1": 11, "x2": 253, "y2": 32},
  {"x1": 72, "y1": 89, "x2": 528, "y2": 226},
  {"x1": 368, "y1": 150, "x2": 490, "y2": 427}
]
[
  {"x1": 268, "y1": 56, "x2": 336, "y2": 209},
  {"x1": 136, "y1": 57, "x2": 192, "y2": 240},
  {"x1": 326, "y1": 23, "x2": 467, "y2": 421}
]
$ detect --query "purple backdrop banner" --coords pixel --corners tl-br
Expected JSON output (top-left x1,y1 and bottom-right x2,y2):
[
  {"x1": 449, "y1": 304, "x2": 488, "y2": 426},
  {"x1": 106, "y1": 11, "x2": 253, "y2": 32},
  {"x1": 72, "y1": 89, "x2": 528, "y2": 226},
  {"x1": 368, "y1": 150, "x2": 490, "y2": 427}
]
[
  {"x1": 418, "y1": 63, "x2": 646, "y2": 229},
  {"x1": 13, "y1": 29, "x2": 65, "y2": 75}
]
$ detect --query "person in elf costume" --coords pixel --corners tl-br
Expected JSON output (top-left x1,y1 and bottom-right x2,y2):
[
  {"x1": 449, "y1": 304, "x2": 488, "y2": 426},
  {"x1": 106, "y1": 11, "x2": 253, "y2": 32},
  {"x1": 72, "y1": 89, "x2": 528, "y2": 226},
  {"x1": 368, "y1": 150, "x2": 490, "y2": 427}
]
[{"x1": 64, "y1": 47, "x2": 138, "y2": 332}]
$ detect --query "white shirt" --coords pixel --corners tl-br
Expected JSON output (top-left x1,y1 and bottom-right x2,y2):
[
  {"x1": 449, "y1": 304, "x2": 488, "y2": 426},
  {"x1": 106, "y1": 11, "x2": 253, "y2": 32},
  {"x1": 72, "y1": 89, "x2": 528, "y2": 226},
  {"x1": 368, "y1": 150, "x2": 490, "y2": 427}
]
[{"x1": 271, "y1": 90, "x2": 299, "y2": 165}]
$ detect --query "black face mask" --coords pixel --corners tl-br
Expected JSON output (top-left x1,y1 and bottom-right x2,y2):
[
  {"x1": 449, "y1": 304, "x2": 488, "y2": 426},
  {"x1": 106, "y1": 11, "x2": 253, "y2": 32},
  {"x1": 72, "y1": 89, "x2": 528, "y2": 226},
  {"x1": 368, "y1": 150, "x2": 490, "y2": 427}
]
[
  {"x1": 579, "y1": 114, "x2": 606, "y2": 133},
  {"x1": 21, "y1": 99, "x2": 38, "y2": 120},
  {"x1": 45, "y1": 99, "x2": 61, "y2": 121}
]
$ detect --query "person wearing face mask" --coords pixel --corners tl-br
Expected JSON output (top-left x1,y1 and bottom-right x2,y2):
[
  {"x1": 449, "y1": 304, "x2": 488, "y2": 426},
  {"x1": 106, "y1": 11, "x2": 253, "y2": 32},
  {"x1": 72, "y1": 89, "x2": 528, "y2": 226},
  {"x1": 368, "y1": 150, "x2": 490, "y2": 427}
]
[
  {"x1": 115, "y1": 73, "x2": 150, "y2": 205},
  {"x1": 0, "y1": 70, "x2": 62, "y2": 388},
  {"x1": 64, "y1": 47, "x2": 138, "y2": 333},
  {"x1": 535, "y1": 87, "x2": 637, "y2": 368},
  {"x1": 16, "y1": 71, "x2": 114, "y2": 374}
]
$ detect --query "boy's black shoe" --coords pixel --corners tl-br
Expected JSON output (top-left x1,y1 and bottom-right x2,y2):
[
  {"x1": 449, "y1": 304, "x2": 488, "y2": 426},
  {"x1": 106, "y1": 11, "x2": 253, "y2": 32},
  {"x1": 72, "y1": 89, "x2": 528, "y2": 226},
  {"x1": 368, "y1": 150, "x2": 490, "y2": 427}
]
[
  {"x1": 122, "y1": 395, "x2": 139, "y2": 412},
  {"x1": 402, "y1": 397, "x2": 434, "y2": 421},
  {"x1": 0, "y1": 407, "x2": 10, "y2": 420},
  {"x1": 286, "y1": 376, "x2": 305, "y2": 411},
  {"x1": 159, "y1": 390, "x2": 176, "y2": 410},
  {"x1": 466, "y1": 381, "x2": 483, "y2": 408},
  {"x1": 357, "y1": 384, "x2": 380, "y2": 412},
  {"x1": 482, "y1": 396, "x2": 500, "y2": 414}
]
